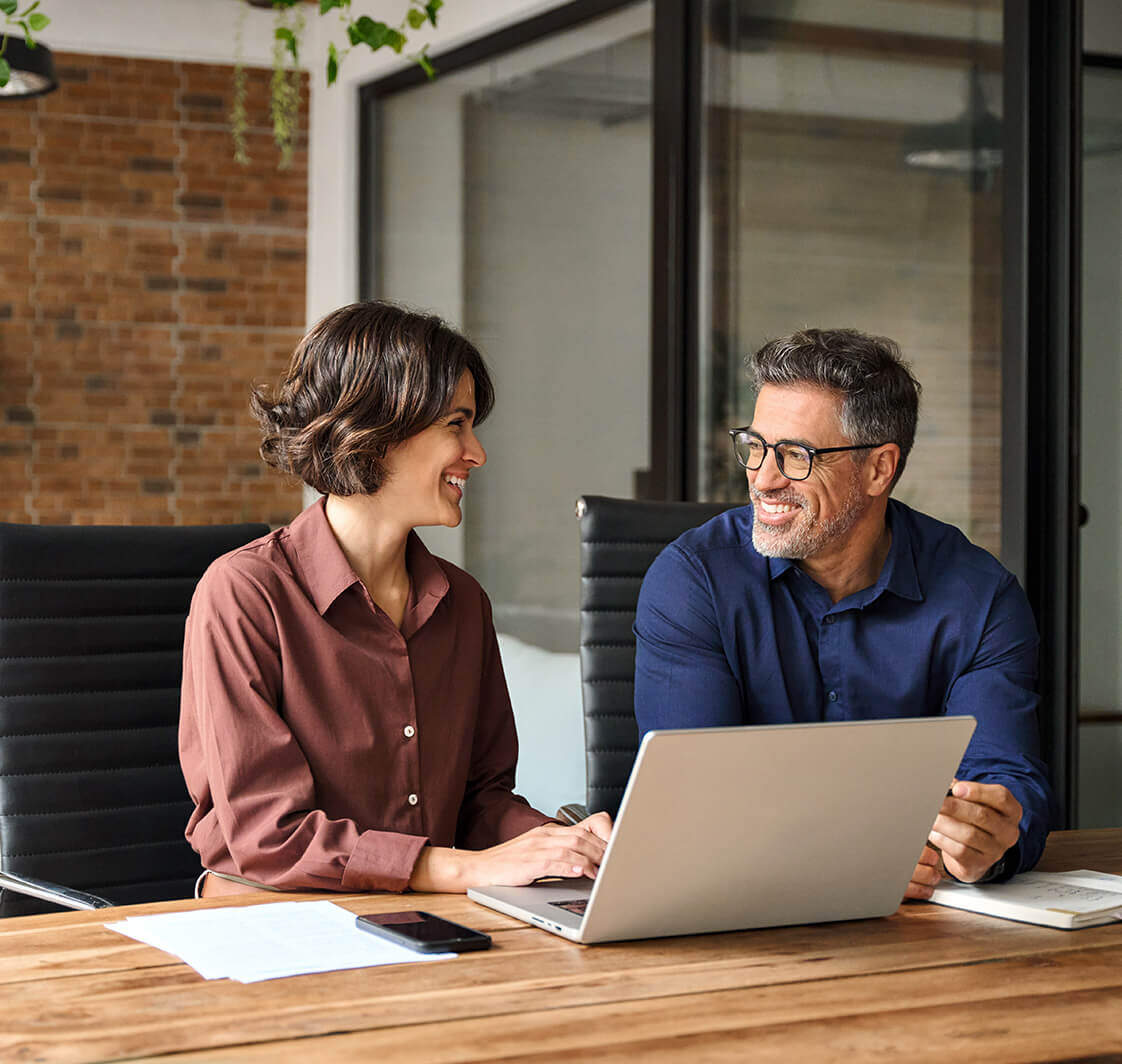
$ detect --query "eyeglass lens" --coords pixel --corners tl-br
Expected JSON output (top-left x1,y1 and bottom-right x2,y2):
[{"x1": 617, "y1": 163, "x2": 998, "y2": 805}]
[{"x1": 733, "y1": 434, "x2": 813, "y2": 480}]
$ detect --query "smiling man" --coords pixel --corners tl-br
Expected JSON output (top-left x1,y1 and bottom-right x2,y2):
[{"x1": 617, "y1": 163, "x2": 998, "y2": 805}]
[{"x1": 634, "y1": 328, "x2": 1052, "y2": 895}]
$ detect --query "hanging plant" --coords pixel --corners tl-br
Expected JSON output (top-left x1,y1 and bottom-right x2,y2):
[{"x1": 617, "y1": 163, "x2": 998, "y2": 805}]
[
  {"x1": 230, "y1": 2, "x2": 251, "y2": 165},
  {"x1": 235, "y1": 0, "x2": 444, "y2": 168},
  {"x1": 269, "y1": 2, "x2": 305, "y2": 168},
  {"x1": 0, "y1": 0, "x2": 50, "y2": 89}
]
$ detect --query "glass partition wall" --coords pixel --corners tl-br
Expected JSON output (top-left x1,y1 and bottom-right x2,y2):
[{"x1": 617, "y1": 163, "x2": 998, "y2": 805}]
[
  {"x1": 1077, "y1": 60, "x2": 1122, "y2": 827},
  {"x1": 364, "y1": 1, "x2": 1092, "y2": 821},
  {"x1": 697, "y1": 1, "x2": 1005, "y2": 558},
  {"x1": 369, "y1": 4, "x2": 653, "y2": 653}
]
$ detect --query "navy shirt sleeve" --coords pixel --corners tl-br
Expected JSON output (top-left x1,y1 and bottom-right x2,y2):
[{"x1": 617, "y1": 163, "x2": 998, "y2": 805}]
[
  {"x1": 944, "y1": 572, "x2": 1053, "y2": 872},
  {"x1": 635, "y1": 542, "x2": 743, "y2": 733}
]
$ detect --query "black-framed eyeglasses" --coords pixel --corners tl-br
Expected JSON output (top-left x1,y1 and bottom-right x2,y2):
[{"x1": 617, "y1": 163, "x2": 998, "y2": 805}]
[{"x1": 727, "y1": 428, "x2": 889, "y2": 482}]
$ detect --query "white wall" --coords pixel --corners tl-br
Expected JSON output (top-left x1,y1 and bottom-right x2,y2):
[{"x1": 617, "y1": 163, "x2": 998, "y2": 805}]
[
  {"x1": 37, "y1": 0, "x2": 282, "y2": 65},
  {"x1": 304, "y1": 0, "x2": 562, "y2": 326}
]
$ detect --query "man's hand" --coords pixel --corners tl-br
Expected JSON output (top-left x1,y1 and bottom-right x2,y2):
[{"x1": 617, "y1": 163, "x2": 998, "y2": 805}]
[
  {"x1": 904, "y1": 842, "x2": 944, "y2": 901},
  {"x1": 927, "y1": 778, "x2": 1022, "y2": 884}
]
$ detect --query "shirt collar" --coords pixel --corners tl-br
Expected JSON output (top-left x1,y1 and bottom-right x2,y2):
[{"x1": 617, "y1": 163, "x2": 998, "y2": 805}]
[
  {"x1": 401, "y1": 530, "x2": 450, "y2": 636},
  {"x1": 763, "y1": 499, "x2": 923, "y2": 604},
  {"x1": 875, "y1": 500, "x2": 923, "y2": 603},
  {"x1": 284, "y1": 497, "x2": 450, "y2": 619}
]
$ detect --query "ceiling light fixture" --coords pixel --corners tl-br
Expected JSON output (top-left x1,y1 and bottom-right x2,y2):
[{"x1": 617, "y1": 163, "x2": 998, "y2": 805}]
[{"x1": 902, "y1": 67, "x2": 1002, "y2": 180}]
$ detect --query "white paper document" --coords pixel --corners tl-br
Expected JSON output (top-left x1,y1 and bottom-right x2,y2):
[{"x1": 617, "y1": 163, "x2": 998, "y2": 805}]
[
  {"x1": 929, "y1": 869, "x2": 1122, "y2": 930},
  {"x1": 106, "y1": 900, "x2": 454, "y2": 982}
]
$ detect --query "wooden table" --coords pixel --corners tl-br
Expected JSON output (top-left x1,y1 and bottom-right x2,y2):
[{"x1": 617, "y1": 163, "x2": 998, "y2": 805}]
[{"x1": 3, "y1": 829, "x2": 1121, "y2": 1063}]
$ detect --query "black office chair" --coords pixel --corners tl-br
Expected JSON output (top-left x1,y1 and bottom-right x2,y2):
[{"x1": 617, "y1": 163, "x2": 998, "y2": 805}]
[
  {"x1": 0, "y1": 521, "x2": 269, "y2": 917},
  {"x1": 567, "y1": 495, "x2": 737, "y2": 822}
]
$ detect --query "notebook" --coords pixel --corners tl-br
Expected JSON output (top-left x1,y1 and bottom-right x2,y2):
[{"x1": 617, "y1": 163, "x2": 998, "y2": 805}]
[
  {"x1": 468, "y1": 716, "x2": 976, "y2": 944},
  {"x1": 929, "y1": 870, "x2": 1122, "y2": 929}
]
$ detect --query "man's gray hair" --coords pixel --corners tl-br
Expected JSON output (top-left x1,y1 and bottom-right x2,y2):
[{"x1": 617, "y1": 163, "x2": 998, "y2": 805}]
[{"x1": 749, "y1": 328, "x2": 921, "y2": 487}]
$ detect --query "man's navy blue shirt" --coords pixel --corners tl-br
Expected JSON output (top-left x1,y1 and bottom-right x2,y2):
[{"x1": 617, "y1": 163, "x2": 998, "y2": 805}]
[{"x1": 634, "y1": 499, "x2": 1053, "y2": 872}]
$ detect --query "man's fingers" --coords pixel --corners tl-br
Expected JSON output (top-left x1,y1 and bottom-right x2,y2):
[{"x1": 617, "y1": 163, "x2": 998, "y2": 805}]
[
  {"x1": 950, "y1": 779, "x2": 1023, "y2": 819},
  {"x1": 930, "y1": 812, "x2": 1002, "y2": 852},
  {"x1": 904, "y1": 879, "x2": 935, "y2": 901},
  {"x1": 903, "y1": 852, "x2": 944, "y2": 902},
  {"x1": 911, "y1": 858, "x2": 942, "y2": 886},
  {"x1": 916, "y1": 844, "x2": 942, "y2": 869},
  {"x1": 939, "y1": 795, "x2": 1006, "y2": 833}
]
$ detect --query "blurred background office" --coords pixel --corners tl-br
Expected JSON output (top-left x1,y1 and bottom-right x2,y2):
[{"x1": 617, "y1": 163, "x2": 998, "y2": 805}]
[{"x1": 0, "y1": 0, "x2": 1116, "y2": 825}]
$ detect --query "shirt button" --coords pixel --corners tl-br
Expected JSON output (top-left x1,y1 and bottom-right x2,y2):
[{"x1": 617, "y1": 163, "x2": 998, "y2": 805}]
[
  {"x1": 407, "y1": 793, "x2": 419, "y2": 806},
  {"x1": 403, "y1": 725, "x2": 416, "y2": 739},
  {"x1": 824, "y1": 615, "x2": 835, "y2": 625},
  {"x1": 828, "y1": 690, "x2": 838, "y2": 702}
]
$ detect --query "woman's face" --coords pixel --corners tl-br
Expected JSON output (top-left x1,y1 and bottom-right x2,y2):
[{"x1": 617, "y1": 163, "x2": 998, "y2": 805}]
[{"x1": 381, "y1": 371, "x2": 486, "y2": 529}]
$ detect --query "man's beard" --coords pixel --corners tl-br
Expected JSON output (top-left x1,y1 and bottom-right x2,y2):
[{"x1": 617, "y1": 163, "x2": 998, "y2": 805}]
[{"x1": 750, "y1": 480, "x2": 868, "y2": 560}]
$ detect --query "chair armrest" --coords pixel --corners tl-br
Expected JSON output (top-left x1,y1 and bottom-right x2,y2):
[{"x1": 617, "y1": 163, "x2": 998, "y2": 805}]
[
  {"x1": 0, "y1": 870, "x2": 114, "y2": 911},
  {"x1": 555, "y1": 802, "x2": 589, "y2": 825}
]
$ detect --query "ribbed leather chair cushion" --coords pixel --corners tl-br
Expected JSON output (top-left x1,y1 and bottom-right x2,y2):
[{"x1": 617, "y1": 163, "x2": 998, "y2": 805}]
[
  {"x1": 0, "y1": 521, "x2": 269, "y2": 916},
  {"x1": 577, "y1": 496, "x2": 736, "y2": 817}
]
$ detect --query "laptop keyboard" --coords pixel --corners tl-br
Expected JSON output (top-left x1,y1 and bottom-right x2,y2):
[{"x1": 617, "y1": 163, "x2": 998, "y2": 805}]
[{"x1": 549, "y1": 898, "x2": 588, "y2": 916}]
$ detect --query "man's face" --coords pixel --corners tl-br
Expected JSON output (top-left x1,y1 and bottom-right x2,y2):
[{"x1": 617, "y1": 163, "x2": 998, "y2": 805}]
[{"x1": 747, "y1": 383, "x2": 870, "y2": 560}]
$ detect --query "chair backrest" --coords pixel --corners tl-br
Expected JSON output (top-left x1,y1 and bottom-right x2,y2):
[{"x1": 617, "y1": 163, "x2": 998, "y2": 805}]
[
  {"x1": 0, "y1": 521, "x2": 269, "y2": 917},
  {"x1": 576, "y1": 495, "x2": 737, "y2": 818}
]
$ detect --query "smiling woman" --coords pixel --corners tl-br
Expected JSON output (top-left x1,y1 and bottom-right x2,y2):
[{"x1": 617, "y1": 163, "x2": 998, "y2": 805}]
[{"x1": 178, "y1": 301, "x2": 612, "y2": 899}]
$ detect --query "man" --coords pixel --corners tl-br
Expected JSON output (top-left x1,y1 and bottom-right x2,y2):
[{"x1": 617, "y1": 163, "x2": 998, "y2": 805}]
[{"x1": 634, "y1": 328, "x2": 1052, "y2": 895}]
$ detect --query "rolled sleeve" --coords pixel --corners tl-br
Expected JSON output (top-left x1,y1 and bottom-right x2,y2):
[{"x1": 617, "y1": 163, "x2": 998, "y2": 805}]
[
  {"x1": 945, "y1": 574, "x2": 1054, "y2": 871},
  {"x1": 341, "y1": 830, "x2": 429, "y2": 893}
]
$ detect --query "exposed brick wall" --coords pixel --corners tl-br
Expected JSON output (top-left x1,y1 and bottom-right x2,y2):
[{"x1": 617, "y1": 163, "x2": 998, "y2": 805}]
[{"x1": 0, "y1": 52, "x2": 307, "y2": 526}]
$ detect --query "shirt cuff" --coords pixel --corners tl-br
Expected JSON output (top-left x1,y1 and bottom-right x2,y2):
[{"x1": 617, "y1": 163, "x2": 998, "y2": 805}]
[{"x1": 340, "y1": 829, "x2": 429, "y2": 893}]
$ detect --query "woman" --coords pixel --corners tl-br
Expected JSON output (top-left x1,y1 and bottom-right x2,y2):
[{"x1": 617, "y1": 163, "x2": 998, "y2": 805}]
[{"x1": 179, "y1": 301, "x2": 609, "y2": 897}]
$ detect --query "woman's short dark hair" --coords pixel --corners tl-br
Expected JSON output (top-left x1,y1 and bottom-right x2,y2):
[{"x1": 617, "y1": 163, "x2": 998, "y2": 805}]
[
  {"x1": 749, "y1": 328, "x2": 921, "y2": 487},
  {"x1": 252, "y1": 301, "x2": 494, "y2": 496}
]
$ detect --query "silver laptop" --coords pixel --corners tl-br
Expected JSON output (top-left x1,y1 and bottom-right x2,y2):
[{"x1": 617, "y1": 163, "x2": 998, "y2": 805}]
[{"x1": 469, "y1": 717, "x2": 975, "y2": 944}]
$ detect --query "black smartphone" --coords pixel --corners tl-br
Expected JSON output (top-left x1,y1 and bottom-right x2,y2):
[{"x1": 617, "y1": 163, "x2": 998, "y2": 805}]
[{"x1": 355, "y1": 910, "x2": 492, "y2": 953}]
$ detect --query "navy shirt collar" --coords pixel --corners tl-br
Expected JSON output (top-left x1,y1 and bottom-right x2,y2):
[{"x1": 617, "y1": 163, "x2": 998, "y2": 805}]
[{"x1": 764, "y1": 499, "x2": 924, "y2": 606}]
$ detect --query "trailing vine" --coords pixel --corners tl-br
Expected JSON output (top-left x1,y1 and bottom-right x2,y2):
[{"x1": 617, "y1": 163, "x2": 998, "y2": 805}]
[
  {"x1": 230, "y1": 2, "x2": 251, "y2": 166},
  {"x1": 234, "y1": 0, "x2": 445, "y2": 168},
  {"x1": 269, "y1": 3, "x2": 305, "y2": 169}
]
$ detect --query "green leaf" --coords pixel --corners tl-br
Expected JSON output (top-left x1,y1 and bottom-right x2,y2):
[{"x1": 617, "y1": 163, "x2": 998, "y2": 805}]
[
  {"x1": 406, "y1": 8, "x2": 426, "y2": 29},
  {"x1": 27, "y1": 11, "x2": 47, "y2": 30},
  {"x1": 18, "y1": 1, "x2": 40, "y2": 16},
  {"x1": 384, "y1": 28, "x2": 406, "y2": 53},
  {"x1": 326, "y1": 41, "x2": 338, "y2": 85},
  {"x1": 319, "y1": 0, "x2": 345, "y2": 12},
  {"x1": 0, "y1": 56, "x2": 9, "y2": 87},
  {"x1": 0, "y1": 0, "x2": 17, "y2": 15},
  {"x1": 350, "y1": 16, "x2": 389, "y2": 49},
  {"x1": 424, "y1": 0, "x2": 443, "y2": 27},
  {"x1": 416, "y1": 51, "x2": 435, "y2": 80},
  {"x1": 274, "y1": 26, "x2": 298, "y2": 63},
  {"x1": 19, "y1": 21, "x2": 35, "y2": 48}
]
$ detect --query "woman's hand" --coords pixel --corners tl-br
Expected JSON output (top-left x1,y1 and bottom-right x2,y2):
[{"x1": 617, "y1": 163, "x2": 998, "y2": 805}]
[{"x1": 410, "y1": 813, "x2": 613, "y2": 892}]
